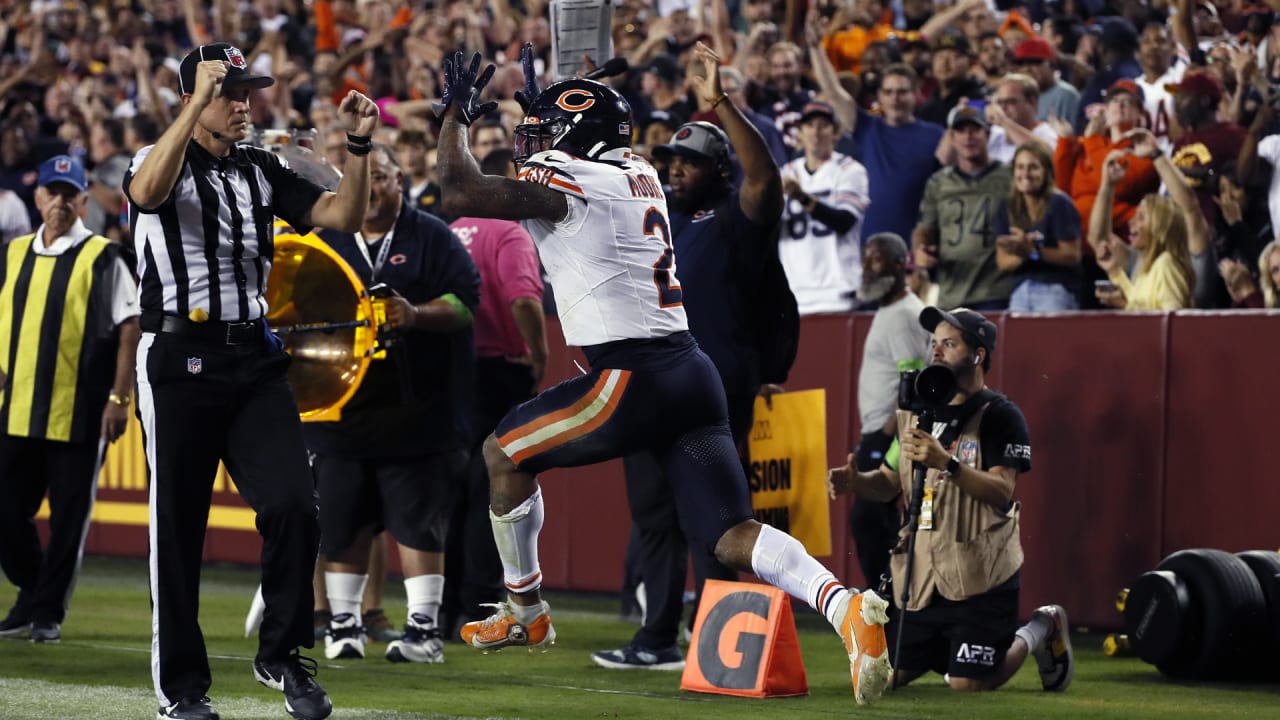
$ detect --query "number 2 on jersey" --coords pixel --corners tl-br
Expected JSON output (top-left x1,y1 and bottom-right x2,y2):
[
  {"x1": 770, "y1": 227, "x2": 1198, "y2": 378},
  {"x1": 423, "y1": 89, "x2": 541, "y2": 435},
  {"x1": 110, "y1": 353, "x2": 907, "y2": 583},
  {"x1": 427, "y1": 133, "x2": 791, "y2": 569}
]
[{"x1": 645, "y1": 207, "x2": 683, "y2": 308}]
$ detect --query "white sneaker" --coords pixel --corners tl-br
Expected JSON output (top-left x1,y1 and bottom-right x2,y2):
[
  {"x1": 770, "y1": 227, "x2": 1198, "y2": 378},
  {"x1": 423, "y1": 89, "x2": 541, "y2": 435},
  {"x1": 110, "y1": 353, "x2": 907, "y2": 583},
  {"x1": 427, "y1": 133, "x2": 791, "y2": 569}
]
[
  {"x1": 323, "y1": 612, "x2": 365, "y2": 660},
  {"x1": 386, "y1": 613, "x2": 444, "y2": 663},
  {"x1": 1031, "y1": 605, "x2": 1073, "y2": 692}
]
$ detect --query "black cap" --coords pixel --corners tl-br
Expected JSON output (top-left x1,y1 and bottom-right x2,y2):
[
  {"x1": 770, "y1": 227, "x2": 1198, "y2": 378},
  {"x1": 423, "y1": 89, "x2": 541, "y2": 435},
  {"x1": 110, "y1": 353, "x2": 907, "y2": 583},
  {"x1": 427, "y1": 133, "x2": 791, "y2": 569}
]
[
  {"x1": 179, "y1": 43, "x2": 275, "y2": 96},
  {"x1": 1085, "y1": 16, "x2": 1139, "y2": 51},
  {"x1": 920, "y1": 306, "x2": 997, "y2": 354},
  {"x1": 799, "y1": 100, "x2": 837, "y2": 125},
  {"x1": 644, "y1": 54, "x2": 681, "y2": 85},
  {"x1": 640, "y1": 109, "x2": 681, "y2": 131},
  {"x1": 932, "y1": 31, "x2": 971, "y2": 55}
]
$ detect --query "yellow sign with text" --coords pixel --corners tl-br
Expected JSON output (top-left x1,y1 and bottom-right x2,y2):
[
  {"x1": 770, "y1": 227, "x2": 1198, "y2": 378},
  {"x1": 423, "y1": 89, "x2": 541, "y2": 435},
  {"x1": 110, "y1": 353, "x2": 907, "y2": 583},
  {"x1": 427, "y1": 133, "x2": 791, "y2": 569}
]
[{"x1": 748, "y1": 389, "x2": 830, "y2": 557}]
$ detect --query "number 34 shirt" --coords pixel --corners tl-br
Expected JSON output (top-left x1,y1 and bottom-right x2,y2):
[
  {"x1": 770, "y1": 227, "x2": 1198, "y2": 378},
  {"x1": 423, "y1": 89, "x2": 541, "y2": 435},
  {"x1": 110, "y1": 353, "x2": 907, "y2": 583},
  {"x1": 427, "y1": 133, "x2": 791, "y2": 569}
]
[
  {"x1": 778, "y1": 152, "x2": 870, "y2": 315},
  {"x1": 517, "y1": 150, "x2": 688, "y2": 348}
]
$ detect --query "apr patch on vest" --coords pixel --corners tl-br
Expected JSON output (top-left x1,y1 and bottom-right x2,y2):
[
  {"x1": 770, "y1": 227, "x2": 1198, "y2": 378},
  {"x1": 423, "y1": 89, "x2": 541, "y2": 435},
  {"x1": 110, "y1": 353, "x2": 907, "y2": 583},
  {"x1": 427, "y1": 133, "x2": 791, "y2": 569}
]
[{"x1": 955, "y1": 642, "x2": 996, "y2": 667}]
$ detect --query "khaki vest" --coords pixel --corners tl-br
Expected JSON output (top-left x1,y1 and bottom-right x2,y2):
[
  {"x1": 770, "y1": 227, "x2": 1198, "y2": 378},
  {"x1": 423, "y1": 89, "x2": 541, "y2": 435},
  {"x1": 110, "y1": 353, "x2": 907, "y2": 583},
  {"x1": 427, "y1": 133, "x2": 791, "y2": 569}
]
[{"x1": 889, "y1": 404, "x2": 1023, "y2": 611}]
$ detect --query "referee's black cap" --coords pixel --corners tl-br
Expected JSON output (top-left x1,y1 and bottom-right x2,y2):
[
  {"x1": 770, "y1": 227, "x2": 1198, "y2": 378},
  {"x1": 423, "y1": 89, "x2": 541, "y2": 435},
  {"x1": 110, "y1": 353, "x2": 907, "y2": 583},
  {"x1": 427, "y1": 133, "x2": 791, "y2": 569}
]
[{"x1": 179, "y1": 43, "x2": 275, "y2": 96}]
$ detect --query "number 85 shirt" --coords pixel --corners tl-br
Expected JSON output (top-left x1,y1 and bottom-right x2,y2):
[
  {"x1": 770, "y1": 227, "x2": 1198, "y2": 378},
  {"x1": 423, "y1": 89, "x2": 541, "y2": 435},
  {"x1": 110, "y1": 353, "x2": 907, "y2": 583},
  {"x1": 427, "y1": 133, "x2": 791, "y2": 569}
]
[
  {"x1": 517, "y1": 150, "x2": 687, "y2": 346},
  {"x1": 778, "y1": 152, "x2": 870, "y2": 314}
]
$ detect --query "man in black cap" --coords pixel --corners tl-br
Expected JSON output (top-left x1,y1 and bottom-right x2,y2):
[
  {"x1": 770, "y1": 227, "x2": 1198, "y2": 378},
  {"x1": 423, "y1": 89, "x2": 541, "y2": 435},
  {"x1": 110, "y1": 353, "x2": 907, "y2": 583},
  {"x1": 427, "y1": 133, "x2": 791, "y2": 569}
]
[
  {"x1": 1075, "y1": 16, "x2": 1142, "y2": 131},
  {"x1": 124, "y1": 42, "x2": 378, "y2": 720},
  {"x1": 918, "y1": 32, "x2": 989, "y2": 128},
  {"x1": 640, "y1": 55, "x2": 693, "y2": 124},
  {"x1": 829, "y1": 306, "x2": 1075, "y2": 695},
  {"x1": 591, "y1": 44, "x2": 790, "y2": 671}
]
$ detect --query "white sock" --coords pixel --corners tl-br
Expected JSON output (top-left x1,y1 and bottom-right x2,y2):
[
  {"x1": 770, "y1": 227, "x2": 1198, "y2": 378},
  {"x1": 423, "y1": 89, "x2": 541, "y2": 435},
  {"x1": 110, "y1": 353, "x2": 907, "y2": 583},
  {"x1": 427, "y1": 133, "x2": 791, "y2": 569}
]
[
  {"x1": 404, "y1": 574, "x2": 444, "y2": 627},
  {"x1": 749, "y1": 524, "x2": 853, "y2": 629},
  {"x1": 325, "y1": 572, "x2": 367, "y2": 619},
  {"x1": 490, "y1": 488, "x2": 544, "y2": 595},
  {"x1": 510, "y1": 599, "x2": 548, "y2": 624},
  {"x1": 1016, "y1": 614, "x2": 1052, "y2": 652}
]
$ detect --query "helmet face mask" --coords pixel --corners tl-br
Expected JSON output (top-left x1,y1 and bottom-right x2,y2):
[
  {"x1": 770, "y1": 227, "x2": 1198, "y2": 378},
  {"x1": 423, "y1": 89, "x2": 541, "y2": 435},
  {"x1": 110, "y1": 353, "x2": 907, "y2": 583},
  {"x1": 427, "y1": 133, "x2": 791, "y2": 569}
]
[{"x1": 510, "y1": 78, "x2": 632, "y2": 166}]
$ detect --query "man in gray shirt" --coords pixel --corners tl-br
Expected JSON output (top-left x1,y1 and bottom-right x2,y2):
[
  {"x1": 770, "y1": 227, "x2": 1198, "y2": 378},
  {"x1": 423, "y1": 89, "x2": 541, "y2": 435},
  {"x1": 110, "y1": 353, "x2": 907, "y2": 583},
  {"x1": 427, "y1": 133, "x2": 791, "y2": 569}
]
[{"x1": 849, "y1": 233, "x2": 932, "y2": 594}]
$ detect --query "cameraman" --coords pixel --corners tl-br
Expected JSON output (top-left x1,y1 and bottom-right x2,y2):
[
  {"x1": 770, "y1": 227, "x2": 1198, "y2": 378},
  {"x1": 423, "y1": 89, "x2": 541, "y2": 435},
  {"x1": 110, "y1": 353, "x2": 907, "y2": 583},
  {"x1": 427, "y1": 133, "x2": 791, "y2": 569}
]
[{"x1": 828, "y1": 307, "x2": 1073, "y2": 693}]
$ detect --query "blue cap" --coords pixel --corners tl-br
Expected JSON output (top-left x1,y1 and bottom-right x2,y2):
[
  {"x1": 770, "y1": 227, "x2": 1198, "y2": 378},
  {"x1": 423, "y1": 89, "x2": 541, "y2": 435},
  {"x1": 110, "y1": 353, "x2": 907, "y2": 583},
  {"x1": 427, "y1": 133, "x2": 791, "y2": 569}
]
[{"x1": 37, "y1": 155, "x2": 87, "y2": 192}]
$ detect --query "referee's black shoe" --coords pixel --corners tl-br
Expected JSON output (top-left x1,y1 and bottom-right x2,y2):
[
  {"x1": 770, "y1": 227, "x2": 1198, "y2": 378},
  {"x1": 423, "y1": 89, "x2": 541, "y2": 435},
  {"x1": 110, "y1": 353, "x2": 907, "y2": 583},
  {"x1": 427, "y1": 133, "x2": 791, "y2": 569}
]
[
  {"x1": 253, "y1": 651, "x2": 333, "y2": 720},
  {"x1": 157, "y1": 696, "x2": 219, "y2": 720},
  {"x1": 0, "y1": 604, "x2": 32, "y2": 637}
]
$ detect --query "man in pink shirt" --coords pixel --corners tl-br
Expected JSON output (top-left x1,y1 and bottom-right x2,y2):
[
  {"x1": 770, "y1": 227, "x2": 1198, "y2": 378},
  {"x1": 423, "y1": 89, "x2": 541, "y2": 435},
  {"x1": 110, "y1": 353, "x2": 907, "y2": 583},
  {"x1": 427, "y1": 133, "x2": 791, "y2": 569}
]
[{"x1": 442, "y1": 147, "x2": 548, "y2": 636}]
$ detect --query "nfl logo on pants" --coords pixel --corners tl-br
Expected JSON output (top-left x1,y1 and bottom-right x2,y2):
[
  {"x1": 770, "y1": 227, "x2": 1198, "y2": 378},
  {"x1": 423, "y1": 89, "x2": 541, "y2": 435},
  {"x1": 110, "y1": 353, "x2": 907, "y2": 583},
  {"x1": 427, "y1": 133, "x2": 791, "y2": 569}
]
[{"x1": 187, "y1": 357, "x2": 203, "y2": 375}]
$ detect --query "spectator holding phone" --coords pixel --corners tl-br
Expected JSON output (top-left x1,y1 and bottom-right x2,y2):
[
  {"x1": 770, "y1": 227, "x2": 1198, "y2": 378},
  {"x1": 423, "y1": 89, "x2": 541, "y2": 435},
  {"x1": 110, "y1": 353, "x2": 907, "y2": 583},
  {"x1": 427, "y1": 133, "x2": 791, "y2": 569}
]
[
  {"x1": 1089, "y1": 128, "x2": 1200, "y2": 310},
  {"x1": 994, "y1": 142, "x2": 1082, "y2": 310}
]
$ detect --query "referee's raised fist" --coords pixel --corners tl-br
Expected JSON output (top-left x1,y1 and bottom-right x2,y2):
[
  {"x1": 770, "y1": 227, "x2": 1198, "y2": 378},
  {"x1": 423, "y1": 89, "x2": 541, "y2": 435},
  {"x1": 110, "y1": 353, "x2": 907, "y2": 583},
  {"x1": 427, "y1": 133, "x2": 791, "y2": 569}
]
[
  {"x1": 193, "y1": 60, "x2": 229, "y2": 104},
  {"x1": 338, "y1": 90, "x2": 380, "y2": 137}
]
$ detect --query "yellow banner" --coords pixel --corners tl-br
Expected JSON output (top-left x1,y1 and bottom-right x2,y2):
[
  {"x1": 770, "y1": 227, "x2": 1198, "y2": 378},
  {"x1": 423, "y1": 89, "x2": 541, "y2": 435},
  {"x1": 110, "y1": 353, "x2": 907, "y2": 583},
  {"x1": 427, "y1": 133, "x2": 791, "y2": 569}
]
[{"x1": 747, "y1": 389, "x2": 831, "y2": 557}]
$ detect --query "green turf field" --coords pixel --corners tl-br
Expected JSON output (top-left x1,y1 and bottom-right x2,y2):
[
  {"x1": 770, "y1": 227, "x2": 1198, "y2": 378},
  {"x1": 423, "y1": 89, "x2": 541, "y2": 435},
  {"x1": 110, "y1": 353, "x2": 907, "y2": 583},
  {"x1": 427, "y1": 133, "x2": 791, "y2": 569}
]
[{"x1": 0, "y1": 557, "x2": 1276, "y2": 719}]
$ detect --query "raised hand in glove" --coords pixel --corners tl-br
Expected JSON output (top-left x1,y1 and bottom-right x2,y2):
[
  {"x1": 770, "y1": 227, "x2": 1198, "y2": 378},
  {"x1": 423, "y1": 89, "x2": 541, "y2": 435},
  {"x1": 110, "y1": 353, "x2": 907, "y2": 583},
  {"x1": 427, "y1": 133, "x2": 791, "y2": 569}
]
[
  {"x1": 513, "y1": 42, "x2": 541, "y2": 114},
  {"x1": 433, "y1": 50, "x2": 498, "y2": 126}
]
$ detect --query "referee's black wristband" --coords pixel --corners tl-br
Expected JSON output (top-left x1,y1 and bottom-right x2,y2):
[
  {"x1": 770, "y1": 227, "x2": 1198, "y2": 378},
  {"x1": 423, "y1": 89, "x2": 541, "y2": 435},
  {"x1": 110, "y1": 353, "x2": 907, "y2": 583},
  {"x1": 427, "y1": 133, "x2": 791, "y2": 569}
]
[
  {"x1": 347, "y1": 133, "x2": 372, "y2": 146},
  {"x1": 347, "y1": 142, "x2": 372, "y2": 156}
]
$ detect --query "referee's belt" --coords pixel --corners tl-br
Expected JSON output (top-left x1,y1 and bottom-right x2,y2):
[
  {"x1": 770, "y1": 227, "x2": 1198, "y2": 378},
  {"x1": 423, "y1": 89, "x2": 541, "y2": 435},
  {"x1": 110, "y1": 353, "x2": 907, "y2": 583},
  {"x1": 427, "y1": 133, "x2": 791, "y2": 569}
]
[{"x1": 141, "y1": 312, "x2": 262, "y2": 345}]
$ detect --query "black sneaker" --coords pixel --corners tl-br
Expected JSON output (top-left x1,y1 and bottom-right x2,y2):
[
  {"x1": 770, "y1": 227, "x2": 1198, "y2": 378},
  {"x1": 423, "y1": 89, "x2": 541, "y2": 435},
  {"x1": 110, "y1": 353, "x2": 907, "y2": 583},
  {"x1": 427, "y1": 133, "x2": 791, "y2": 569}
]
[
  {"x1": 0, "y1": 606, "x2": 31, "y2": 637},
  {"x1": 253, "y1": 651, "x2": 333, "y2": 720},
  {"x1": 157, "y1": 696, "x2": 220, "y2": 720},
  {"x1": 29, "y1": 621, "x2": 60, "y2": 644},
  {"x1": 590, "y1": 643, "x2": 685, "y2": 670}
]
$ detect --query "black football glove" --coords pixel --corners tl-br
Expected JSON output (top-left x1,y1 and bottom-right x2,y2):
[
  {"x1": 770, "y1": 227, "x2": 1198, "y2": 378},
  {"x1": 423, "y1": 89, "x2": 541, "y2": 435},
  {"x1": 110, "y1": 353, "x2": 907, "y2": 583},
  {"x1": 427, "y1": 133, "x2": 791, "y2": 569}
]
[
  {"x1": 513, "y1": 42, "x2": 541, "y2": 114},
  {"x1": 433, "y1": 50, "x2": 498, "y2": 126}
]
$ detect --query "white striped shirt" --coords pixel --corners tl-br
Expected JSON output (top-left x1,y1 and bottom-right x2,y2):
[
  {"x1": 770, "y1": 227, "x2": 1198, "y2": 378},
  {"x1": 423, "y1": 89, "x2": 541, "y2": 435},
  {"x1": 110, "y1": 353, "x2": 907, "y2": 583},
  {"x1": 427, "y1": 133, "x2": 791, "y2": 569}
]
[{"x1": 124, "y1": 142, "x2": 325, "y2": 322}]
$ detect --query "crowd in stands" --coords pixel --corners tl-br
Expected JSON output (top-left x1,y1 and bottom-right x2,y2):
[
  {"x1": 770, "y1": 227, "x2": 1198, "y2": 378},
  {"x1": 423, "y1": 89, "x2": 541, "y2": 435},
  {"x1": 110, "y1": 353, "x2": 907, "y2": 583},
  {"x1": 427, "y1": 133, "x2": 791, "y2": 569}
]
[{"x1": 2, "y1": 0, "x2": 1280, "y2": 311}]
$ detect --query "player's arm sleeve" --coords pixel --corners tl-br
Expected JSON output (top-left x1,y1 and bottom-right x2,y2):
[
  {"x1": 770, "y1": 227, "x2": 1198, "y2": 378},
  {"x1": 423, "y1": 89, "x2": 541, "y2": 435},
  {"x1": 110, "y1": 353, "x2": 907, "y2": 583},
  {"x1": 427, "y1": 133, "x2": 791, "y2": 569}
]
[{"x1": 518, "y1": 156, "x2": 589, "y2": 235}]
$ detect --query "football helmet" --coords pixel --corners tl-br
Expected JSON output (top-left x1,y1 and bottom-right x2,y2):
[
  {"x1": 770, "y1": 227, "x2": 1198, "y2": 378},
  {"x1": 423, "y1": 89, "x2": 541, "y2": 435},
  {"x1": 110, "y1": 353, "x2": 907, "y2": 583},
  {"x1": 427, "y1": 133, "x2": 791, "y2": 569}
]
[{"x1": 513, "y1": 78, "x2": 633, "y2": 164}]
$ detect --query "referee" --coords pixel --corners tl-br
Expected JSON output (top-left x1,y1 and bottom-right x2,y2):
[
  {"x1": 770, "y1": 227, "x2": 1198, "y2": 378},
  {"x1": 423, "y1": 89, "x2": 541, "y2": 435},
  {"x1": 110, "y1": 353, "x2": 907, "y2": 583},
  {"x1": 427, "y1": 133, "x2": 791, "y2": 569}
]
[{"x1": 122, "y1": 43, "x2": 377, "y2": 720}]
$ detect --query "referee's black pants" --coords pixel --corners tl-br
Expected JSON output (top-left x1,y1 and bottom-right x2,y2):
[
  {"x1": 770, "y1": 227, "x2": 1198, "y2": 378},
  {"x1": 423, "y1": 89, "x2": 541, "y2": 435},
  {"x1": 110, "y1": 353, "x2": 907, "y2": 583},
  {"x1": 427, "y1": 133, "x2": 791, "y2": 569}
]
[
  {"x1": 137, "y1": 331, "x2": 318, "y2": 706},
  {"x1": 0, "y1": 434, "x2": 102, "y2": 625}
]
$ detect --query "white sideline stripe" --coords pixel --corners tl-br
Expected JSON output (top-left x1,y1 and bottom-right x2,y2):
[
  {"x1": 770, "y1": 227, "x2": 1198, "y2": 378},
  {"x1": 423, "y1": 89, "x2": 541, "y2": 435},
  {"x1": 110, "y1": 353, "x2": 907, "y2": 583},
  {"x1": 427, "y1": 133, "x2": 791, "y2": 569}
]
[{"x1": 0, "y1": 678, "x2": 496, "y2": 720}]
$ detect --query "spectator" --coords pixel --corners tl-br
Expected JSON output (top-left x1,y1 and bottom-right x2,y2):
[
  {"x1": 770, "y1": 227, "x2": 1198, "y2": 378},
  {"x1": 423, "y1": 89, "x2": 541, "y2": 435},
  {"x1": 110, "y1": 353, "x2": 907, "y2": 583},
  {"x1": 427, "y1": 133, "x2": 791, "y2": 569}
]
[
  {"x1": 641, "y1": 55, "x2": 693, "y2": 123},
  {"x1": 918, "y1": 32, "x2": 988, "y2": 128},
  {"x1": 394, "y1": 128, "x2": 446, "y2": 218},
  {"x1": 820, "y1": 0, "x2": 895, "y2": 74},
  {"x1": 1133, "y1": 22, "x2": 1185, "y2": 153},
  {"x1": 847, "y1": 232, "x2": 930, "y2": 600},
  {"x1": 470, "y1": 120, "x2": 510, "y2": 161},
  {"x1": 1168, "y1": 71, "x2": 1246, "y2": 229},
  {"x1": 1012, "y1": 38, "x2": 1080, "y2": 124},
  {"x1": 757, "y1": 41, "x2": 815, "y2": 146},
  {"x1": 914, "y1": 106, "x2": 1015, "y2": 311},
  {"x1": 1076, "y1": 16, "x2": 1143, "y2": 132},
  {"x1": 976, "y1": 32, "x2": 1010, "y2": 85},
  {"x1": 986, "y1": 73, "x2": 1058, "y2": 163},
  {"x1": 994, "y1": 142, "x2": 1083, "y2": 310},
  {"x1": 1091, "y1": 129, "x2": 1201, "y2": 310},
  {"x1": 636, "y1": 110, "x2": 683, "y2": 161},
  {"x1": 1052, "y1": 79, "x2": 1160, "y2": 307},
  {"x1": 85, "y1": 118, "x2": 130, "y2": 238},
  {"x1": 1218, "y1": 240, "x2": 1280, "y2": 308},
  {"x1": 807, "y1": 15, "x2": 944, "y2": 243},
  {"x1": 0, "y1": 187, "x2": 31, "y2": 243},
  {"x1": 779, "y1": 101, "x2": 870, "y2": 314}
]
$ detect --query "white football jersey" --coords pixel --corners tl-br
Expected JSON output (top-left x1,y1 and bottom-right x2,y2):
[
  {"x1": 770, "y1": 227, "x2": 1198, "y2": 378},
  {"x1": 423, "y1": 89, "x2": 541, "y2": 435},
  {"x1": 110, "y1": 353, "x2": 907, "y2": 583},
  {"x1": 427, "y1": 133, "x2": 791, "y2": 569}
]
[
  {"x1": 778, "y1": 152, "x2": 870, "y2": 315},
  {"x1": 1136, "y1": 61, "x2": 1186, "y2": 153},
  {"x1": 518, "y1": 150, "x2": 688, "y2": 347}
]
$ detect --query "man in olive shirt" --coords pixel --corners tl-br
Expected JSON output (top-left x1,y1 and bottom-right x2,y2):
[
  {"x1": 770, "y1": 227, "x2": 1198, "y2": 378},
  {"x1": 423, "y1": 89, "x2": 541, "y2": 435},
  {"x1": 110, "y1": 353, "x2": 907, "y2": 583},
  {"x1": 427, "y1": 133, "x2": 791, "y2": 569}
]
[{"x1": 913, "y1": 106, "x2": 1014, "y2": 310}]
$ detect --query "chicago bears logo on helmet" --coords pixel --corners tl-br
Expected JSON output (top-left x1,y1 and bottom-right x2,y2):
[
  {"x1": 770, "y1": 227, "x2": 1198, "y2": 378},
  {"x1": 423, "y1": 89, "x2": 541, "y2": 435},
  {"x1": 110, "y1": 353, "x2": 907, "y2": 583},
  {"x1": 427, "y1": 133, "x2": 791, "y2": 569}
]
[
  {"x1": 224, "y1": 47, "x2": 247, "y2": 69},
  {"x1": 555, "y1": 89, "x2": 596, "y2": 112}
]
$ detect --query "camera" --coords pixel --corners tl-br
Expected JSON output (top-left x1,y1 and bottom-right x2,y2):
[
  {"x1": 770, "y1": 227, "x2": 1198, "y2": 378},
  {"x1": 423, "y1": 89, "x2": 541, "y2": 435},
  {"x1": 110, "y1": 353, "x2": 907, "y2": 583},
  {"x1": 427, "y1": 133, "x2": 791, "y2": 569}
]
[{"x1": 898, "y1": 365, "x2": 958, "y2": 414}]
